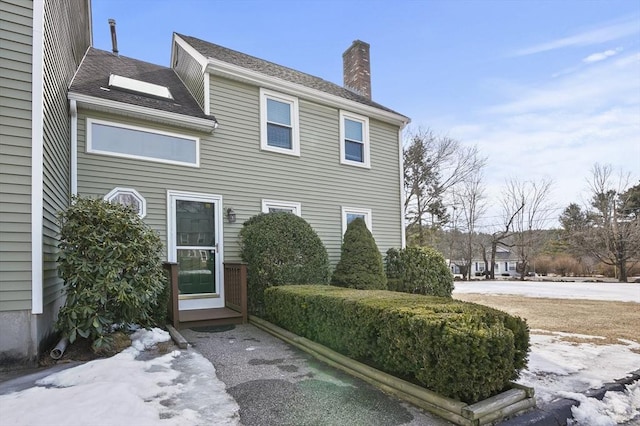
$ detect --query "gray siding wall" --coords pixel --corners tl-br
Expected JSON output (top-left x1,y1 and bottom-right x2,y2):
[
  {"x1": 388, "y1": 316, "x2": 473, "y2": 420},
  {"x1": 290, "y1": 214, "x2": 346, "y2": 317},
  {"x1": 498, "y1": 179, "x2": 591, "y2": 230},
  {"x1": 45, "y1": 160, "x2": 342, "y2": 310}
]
[
  {"x1": 0, "y1": 0, "x2": 34, "y2": 312},
  {"x1": 173, "y1": 44, "x2": 205, "y2": 109},
  {"x1": 41, "y1": 0, "x2": 90, "y2": 306},
  {"x1": 76, "y1": 75, "x2": 402, "y2": 267},
  {"x1": 0, "y1": 0, "x2": 90, "y2": 366}
]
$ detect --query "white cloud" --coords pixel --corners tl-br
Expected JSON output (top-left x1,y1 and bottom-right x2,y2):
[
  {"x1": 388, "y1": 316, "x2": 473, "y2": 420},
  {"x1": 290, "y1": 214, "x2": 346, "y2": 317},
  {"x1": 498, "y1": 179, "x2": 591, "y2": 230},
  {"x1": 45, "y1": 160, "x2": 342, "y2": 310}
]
[
  {"x1": 444, "y1": 50, "x2": 640, "y2": 229},
  {"x1": 583, "y1": 47, "x2": 623, "y2": 63},
  {"x1": 515, "y1": 17, "x2": 639, "y2": 56}
]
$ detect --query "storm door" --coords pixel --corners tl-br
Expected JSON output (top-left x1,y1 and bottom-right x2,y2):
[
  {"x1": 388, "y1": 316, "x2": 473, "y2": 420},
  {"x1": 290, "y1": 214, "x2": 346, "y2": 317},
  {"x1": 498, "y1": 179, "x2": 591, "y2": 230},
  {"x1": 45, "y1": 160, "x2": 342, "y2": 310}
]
[{"x1": 167, "y1": 191, "x2": 224, "y2": 310}]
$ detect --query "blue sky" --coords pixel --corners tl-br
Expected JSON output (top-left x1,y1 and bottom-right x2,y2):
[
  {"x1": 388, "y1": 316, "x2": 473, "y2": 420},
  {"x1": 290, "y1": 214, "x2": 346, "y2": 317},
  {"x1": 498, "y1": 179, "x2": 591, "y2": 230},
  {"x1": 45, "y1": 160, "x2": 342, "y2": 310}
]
[{"x1": 91, "y1": 0, "x2": 640, "y2": 229}]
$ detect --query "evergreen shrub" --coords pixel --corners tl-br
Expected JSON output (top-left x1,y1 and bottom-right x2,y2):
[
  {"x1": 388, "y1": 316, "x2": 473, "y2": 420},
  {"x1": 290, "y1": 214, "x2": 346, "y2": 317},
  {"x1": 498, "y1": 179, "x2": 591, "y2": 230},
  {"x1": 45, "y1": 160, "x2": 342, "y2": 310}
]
[
  {"x1": 385, "y1": 247, "x2": 454, "y2": 297},
  {"x1": 56, "y1": 197, "x2": 166, "y2": 350},
  {"x1": 240, "y1": 212, "x2": 330, "y2": 316},
  {"x1": 331, "y1": 217, "x2": 387, "y2": 289},
  {"x1": 265, "y1": 285, "x2": 529, "y2": 403}
]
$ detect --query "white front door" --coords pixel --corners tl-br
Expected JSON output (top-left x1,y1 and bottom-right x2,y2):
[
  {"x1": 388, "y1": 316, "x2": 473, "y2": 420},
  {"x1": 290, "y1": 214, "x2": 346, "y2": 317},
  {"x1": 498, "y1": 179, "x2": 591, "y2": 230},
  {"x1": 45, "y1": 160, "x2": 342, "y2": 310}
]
[{"x1": 167, "y1": 190, "x2": 224, "y2": 310}]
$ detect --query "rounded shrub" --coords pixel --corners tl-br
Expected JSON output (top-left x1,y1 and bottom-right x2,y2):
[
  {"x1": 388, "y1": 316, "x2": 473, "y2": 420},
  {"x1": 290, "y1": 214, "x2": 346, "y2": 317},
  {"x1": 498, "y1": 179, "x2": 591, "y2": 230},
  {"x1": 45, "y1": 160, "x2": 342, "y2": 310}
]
[
  {"x1": 55, "y1": 197, "x2": 167, "y2": 351},
  {"x1": 240, "y1": 212, "x2": 330, "y2": 316},
  {"x1": 331, "y1": 217, "x2": 387, "y2": 290},
  {"x1": 385, "y1": 246, "x2": 454, "y2": 297}
]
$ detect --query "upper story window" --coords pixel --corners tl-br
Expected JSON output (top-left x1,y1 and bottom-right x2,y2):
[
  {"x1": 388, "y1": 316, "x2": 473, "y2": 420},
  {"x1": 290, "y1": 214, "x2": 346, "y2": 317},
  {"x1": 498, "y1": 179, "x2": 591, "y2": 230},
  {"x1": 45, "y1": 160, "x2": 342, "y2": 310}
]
[
  {"x1": 261, "y1": 199, "x2": 302, "y2": 216},
  {"x1": 260, "y1": 88, "x2": 300, "y2": 156},
  {"x1": 87, "y1": 118, "x2": 199, "y2": 167},
  {"x1": 339, "y1": 111, "x2": 370, "y2": 168},
  {"x1": 341, "y1": 206, "x2": 372, "y2": 235}
]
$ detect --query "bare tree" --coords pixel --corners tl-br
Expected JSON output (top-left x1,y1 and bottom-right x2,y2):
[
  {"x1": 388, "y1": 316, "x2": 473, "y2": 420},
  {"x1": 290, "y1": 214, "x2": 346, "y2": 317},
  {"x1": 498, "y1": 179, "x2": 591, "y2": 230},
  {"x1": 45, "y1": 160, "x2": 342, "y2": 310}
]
[
  {"x1": 565, "y1": 164, "x2": 640, "y2": 282},
  {"x1": 481, "y1": 190, "x2": 526, "y2": 280},
  {"x1": 404, "y1": 128, "x2": 486, "y2": 246},
  {"x1": 455, "y1": 169, "x2": 486, "y2": 280},
  {"x1": 502, "y1": 178, "x2": 554, "y2": 280}
]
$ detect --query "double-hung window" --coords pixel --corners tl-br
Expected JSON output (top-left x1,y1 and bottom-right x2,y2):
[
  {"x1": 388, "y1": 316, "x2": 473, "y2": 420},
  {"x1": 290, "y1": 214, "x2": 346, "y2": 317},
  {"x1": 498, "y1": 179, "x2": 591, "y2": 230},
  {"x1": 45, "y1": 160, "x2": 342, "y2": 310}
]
[
  {"x1": 341, "y1": 206, "x2": 372, "y2": 235},
  {"x1": 260, "y1": 89, "x2": 300, "y2": 156},
  {"x1": 339, "y1": 111, "x2": 370, "y2": 168}
]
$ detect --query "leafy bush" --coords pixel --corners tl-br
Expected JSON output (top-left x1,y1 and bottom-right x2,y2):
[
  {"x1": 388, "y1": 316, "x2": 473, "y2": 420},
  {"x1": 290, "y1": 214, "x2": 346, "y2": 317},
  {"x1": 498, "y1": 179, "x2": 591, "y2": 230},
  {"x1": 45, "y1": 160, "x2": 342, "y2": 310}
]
[
  {"x1": 331, "y1": 218, "x2": 387, "y2": 290},
  {"x1": 265, "y1": 285, "x2": 529, "y2": 403},
  {"x1": 55, "y1": 197, "x2": 166, "y2": 350},
  {"x1": 385, "y1": 247, "x2": 454, "y2": 297},
  {"x1": 240, "y1": 212, "x2": 330, "y2": 316}
]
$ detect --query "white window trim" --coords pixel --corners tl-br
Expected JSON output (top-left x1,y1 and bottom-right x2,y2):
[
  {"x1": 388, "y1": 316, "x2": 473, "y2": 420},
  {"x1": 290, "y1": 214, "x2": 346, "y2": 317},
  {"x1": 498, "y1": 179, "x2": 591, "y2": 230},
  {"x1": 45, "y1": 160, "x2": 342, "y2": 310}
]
[
  {"x1": 341, "y1": 206, "x2": 372, "y2": 235},
  {"x1": 86, "y1": 117, "x2": 200, "y2": 167},
  {"x1": 104, "y1": 187, "x2": 147, "y2": 218},
  {"x1": 260, "y1": 88, "x2": 300, "y2": 156},
  {"x1": 339, "y1": 110, "x2": 370, "y2": 168},
  {"x1": 261, "y1": 199, "x2": 302, "y2": 216}
]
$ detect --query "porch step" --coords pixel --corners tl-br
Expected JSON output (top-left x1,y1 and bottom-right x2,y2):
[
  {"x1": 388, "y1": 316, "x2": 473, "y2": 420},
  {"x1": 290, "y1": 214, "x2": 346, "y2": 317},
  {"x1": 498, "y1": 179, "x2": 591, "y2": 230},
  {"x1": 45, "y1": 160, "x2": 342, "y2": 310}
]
[{"x1": 177, "y1": 307, "x2": 244, "y2": 329}]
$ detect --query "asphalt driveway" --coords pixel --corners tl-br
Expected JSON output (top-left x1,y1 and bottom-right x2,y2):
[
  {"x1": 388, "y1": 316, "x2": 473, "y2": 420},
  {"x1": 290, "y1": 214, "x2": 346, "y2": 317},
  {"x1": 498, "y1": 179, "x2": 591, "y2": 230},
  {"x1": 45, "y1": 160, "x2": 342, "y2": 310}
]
[{"x1": 179, "y1": 323, "x2": 452, "y2": 426}]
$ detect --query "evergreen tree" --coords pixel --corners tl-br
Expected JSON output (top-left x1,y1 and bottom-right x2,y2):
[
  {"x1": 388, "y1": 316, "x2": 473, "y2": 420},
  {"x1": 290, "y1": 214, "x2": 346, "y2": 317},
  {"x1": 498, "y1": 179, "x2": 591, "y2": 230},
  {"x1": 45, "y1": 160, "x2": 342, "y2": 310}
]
[{"x1": 331, "y1": 218, "x2": 387, "y2": 289}]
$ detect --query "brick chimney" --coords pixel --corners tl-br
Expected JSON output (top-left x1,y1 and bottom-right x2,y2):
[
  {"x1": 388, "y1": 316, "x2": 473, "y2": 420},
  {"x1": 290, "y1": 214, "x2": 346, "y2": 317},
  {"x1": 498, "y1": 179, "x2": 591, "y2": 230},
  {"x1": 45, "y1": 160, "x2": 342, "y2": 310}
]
[{"x1": 343, "y1": 40, "x2": 371, "y2": 99}]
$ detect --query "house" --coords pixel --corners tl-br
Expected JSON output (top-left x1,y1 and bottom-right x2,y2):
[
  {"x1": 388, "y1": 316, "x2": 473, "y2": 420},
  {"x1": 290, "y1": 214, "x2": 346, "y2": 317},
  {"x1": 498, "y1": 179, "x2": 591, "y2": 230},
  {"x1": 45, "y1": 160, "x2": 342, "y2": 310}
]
[
  {"x1": 0, "y1": 0, "x2": 92, "y2": 366},
  {"x1": 0, "y1": 0, "x2": 409, "y2": 365},
  {"x1": 449, "y1": 245, "x2": 519, "y2": 277}
]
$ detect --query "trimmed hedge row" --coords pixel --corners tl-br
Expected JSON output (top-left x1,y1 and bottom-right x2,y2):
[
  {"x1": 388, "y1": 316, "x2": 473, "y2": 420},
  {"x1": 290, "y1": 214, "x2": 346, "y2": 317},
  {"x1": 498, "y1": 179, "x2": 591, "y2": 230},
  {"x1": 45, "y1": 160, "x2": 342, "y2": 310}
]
[
  {"x1": 385, "y1": 247, "x2": 454, "y2": 297},
  {"x1": 264, "y1": 285, "x2": 529, "y2": 404}
]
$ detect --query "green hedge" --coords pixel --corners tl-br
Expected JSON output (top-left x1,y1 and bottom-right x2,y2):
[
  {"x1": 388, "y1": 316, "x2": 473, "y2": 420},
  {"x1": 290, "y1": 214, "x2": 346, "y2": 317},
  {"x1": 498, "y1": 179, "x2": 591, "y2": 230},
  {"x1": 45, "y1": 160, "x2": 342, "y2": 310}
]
[
  {"x1": 240, "y1": 212, "x2": 330, "y2": 316},
  {"x1": 385, "y1": 247, "x2": 454, "y2": 297},
  {"x1": 264, "y1": 285, "x2": 529, "y2": 403}
]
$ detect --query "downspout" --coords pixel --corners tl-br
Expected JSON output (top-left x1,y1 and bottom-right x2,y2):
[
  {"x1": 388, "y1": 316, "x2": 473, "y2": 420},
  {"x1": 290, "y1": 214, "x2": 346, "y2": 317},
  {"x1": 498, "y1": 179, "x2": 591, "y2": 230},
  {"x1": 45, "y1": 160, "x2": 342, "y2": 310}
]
[{"x1": 70, "y1": 100, "x2": 78, "y2": 196}]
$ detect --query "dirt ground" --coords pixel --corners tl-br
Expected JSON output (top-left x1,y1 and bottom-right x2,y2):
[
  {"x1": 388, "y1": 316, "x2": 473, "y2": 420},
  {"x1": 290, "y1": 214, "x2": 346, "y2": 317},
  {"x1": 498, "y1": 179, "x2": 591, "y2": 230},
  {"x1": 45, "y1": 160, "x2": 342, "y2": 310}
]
[{"x1": 453, "y1": 293, "x2": 640, "y2": 346}]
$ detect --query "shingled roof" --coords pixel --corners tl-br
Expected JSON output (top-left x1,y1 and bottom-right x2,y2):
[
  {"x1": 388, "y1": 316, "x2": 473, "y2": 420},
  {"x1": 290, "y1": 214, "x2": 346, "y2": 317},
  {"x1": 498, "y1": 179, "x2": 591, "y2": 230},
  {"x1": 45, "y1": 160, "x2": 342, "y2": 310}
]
[
  {"x1": 69, "y1": 47, "x2": 214, "y2": 122},
  {"x1": 177, "y1": 34, "x2": 406, "y2": 118}
]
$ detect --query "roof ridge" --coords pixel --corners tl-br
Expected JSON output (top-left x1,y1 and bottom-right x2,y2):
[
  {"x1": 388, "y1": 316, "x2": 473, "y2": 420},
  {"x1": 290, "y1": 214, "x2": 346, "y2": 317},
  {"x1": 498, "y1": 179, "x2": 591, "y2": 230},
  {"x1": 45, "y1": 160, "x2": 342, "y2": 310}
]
[{"x1": 177, "y1": 33, "x2": 340, "y2": 87}]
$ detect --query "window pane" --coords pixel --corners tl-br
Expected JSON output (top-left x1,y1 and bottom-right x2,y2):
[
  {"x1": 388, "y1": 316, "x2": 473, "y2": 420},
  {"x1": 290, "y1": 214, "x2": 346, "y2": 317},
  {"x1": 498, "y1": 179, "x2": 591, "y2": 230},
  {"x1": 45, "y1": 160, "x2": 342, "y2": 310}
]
[
  {"x1": 268, "y1": 207, "x2": 294, "y2": 213},
  {"x1": 345, "y1": 140, "x2": 364, "y2": 162},
  {"x1": 177, "y1": 249, "x2": 215, "y2": 295},
  {"x1": 344, "y1": 118, "x2": 363, "y2": 142},
  {"x1": 267, "y1": 98, "x2": 291, "y2": 126},
  {"x1": 347, "y1": 213, "x2": 365, "y2": 224},
  {"x1": 267, "y1": 123, "x2": 292, "y2": 149},
  {"x1": 91, "y1": 123, "x2": 197, "y2": 164},
  {"x1": 176, "y1": 200, "x2": 215, "y2": 246}
]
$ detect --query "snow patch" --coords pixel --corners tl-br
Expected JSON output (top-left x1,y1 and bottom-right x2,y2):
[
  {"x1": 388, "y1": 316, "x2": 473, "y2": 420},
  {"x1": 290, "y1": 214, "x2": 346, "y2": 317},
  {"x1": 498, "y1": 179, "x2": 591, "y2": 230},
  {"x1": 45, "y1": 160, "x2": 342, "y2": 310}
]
[
  {"x1": 562, "y1": 380, "x2": 640, "y2": 425},
  {"x1": 0, "y1": 328, "x2": 239, "y2": 425}
]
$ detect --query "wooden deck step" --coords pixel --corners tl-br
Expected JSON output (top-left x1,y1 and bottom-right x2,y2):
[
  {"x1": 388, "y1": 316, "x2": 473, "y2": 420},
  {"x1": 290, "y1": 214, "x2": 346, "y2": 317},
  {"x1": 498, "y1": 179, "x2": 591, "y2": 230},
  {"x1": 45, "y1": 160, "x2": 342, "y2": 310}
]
[{"x1": 177, "y1": 307, "x2": 244, "y2": 329}]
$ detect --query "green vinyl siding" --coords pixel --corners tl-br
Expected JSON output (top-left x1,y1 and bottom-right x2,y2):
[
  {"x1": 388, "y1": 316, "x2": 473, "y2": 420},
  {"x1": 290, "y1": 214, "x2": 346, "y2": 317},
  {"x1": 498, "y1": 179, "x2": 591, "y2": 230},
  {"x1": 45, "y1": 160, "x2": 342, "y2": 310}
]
[
  {"x1": 173, "y1": 43, "x2": 205, "y2": 109},
  {"x1": 0, "y1": 0, "x2": 34, "y2": 311},
  {"x1": 76, "y1": 74, "x2": 403, "y2": 266},
  {"x1": 40, "y1": 0, "x2": 91, "y2": 307}
]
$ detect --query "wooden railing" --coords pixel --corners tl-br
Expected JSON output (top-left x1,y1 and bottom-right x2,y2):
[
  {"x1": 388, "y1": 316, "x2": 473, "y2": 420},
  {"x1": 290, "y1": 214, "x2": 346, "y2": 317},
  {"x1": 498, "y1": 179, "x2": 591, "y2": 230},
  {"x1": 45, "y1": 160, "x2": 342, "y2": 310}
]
[
  {"x1": 162, "y1": 262, "x2": 180, "y2": 329},
  {"x1": 224, "y1": 262, "x2": 248, "y2": 323},
  {"x1": 162, "y1": 261, "x2": 248, "y2": 326}
]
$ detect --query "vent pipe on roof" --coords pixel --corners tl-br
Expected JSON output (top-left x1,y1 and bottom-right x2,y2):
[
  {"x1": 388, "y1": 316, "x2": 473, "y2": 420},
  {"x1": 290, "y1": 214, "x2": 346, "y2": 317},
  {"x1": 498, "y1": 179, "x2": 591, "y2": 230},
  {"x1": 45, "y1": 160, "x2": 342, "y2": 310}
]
[{"x1": 108, "y1": 19, "x2": 119, "y2": 55}]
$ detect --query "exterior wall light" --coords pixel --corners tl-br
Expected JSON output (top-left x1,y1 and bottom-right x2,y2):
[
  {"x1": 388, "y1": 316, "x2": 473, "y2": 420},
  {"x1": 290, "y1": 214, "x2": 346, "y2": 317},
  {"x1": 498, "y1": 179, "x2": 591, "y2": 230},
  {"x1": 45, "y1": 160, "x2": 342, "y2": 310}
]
[{"x1": 226, "y1": 208, "x2": 236, "y2": 223}]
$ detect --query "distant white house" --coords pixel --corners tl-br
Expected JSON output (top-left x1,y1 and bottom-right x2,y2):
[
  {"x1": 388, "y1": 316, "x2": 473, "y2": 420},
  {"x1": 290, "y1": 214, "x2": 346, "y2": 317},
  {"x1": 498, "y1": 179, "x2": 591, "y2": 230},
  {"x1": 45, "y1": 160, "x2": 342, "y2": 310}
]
[{"x1": 449, "y1": 245, "x2": 519, "y2": 277}]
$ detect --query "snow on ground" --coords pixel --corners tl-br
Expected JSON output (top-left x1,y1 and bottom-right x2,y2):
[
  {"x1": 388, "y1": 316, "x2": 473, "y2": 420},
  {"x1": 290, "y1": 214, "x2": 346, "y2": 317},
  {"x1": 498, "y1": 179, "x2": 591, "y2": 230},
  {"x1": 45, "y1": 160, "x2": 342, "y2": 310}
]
[
  {"x1": 517, "y1": 331, "x2": 640, "y2": 421},
  {"x1": 453, "y1": 280, "x2": 640, "y2": 302},
  {"x1": 455, "y1": 280, "x2": 640, "y2": 424},
  {"x1": 1, "y1": 282, "x2": 638, "y2": 425},
  {"x1": 0, "y1": 328, "x2": 239, "y2": 426}
]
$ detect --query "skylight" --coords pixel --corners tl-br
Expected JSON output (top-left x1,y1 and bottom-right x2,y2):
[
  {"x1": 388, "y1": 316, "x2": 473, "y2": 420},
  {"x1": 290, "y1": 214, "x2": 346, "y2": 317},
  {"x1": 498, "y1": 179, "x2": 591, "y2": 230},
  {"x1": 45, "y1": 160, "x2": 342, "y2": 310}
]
[{"x1": 108, "y1": 74, "x2": 173, "y2": 99}]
